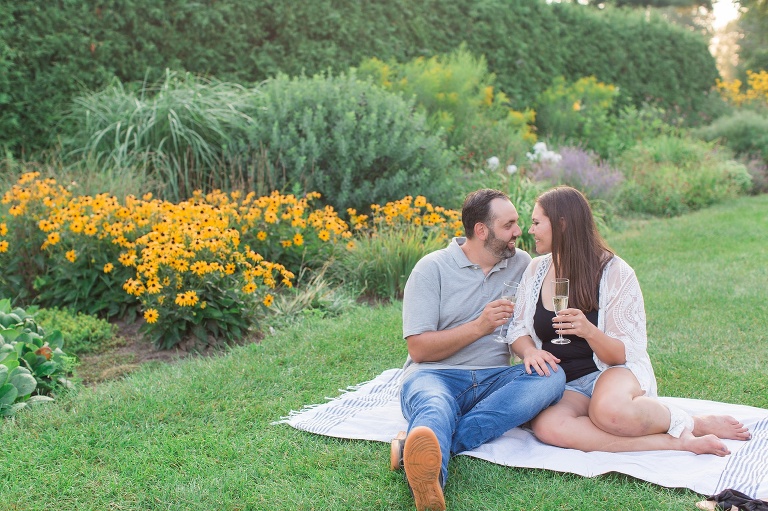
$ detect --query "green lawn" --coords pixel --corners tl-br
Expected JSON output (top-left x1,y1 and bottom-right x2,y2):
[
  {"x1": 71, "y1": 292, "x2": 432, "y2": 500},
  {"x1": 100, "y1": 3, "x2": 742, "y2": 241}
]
[{"x1": 2, "y1": 194, "x2": 767, "y2": 510}]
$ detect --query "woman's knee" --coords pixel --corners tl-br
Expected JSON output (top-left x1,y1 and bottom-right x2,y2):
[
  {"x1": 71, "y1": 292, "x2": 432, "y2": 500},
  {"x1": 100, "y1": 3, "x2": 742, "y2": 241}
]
[
  {"x1": 589, "y1": 369, "x2": 650, "y2": 435},
  {"x1": 589, "y1": 392, "x2": 652, "y2": 436}
]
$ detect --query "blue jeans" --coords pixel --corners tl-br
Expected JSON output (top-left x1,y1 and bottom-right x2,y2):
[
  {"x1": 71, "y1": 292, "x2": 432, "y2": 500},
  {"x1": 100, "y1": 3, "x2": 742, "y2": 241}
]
[{"x1": 400, "y1": 365, "x2": 565, "y2": 485}]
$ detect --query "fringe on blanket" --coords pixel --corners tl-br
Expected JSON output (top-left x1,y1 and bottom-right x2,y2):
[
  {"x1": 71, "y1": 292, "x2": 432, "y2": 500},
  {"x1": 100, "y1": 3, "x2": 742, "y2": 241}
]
[{"x1": 271, "y1": 378, "x2": 376, "y2": 425}]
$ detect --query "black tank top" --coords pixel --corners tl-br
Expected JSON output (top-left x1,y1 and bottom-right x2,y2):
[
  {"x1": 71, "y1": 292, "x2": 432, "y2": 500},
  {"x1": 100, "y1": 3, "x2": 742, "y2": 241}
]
[{"x1": 533, "y1": 286, "x2": 599, "y2": 382}]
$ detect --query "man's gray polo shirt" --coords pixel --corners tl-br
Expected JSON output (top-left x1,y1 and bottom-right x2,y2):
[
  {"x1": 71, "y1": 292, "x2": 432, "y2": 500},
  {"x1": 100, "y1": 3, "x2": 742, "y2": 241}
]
[{"x1": 401, "y1": 237, "x2": 531, "y2": 380}]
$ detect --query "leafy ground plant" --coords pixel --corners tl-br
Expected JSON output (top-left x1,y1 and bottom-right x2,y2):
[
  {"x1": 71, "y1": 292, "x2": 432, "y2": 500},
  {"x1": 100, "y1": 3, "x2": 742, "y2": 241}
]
[
  {"x1": 33, "y1": 307, "x2": 120, "y2": 355},
  {"x1": 0, "y1": 300, "x2": 73, "y2": 416}
]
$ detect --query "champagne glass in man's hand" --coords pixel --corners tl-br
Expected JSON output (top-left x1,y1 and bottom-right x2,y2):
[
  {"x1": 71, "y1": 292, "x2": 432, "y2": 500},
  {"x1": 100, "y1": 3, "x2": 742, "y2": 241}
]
[{"x1": 493, "y1": 281, "x2": 520, "y2": 342}]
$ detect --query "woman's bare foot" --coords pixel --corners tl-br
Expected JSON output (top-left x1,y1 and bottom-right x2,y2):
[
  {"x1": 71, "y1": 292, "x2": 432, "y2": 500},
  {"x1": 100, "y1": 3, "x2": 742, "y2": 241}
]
[
  {"x1": 692, "y1": 415, "x2": 751, "y2": 441},
  {"x1": 680, "y1": 430, "x2": 731, "y2": 456}
]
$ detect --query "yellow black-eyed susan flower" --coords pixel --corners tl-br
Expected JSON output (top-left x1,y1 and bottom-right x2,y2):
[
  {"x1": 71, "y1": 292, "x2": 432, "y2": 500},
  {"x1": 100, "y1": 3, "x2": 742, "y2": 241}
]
[{"x1": 144, "y1": 308, "x2": 159, "y2": 324}]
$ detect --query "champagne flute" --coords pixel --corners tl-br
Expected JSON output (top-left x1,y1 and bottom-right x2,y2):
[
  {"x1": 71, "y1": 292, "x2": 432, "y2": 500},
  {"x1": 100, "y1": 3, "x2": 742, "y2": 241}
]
[
  {"x1": 552, "y1": 278, "x2": 570, "y2": 345},
  {"x1": 493, "y1": 281, "x2": 520, "y2": 342}
]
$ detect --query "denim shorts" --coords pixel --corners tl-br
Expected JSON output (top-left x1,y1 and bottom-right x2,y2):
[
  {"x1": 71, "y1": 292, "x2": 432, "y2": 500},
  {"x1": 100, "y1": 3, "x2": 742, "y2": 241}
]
[{"x1": 564, "y1": 365, "x2": 628, "y2": 398}]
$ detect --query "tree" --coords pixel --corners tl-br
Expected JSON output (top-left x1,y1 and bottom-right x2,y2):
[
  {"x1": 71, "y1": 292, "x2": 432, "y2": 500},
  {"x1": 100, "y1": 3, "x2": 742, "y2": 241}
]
[
  {"x1": 736, "y1": 0, "x2": 768, "y2": 75},
  {"x1": 584, "y1": 0, "x2": 711, "y2": 7}
]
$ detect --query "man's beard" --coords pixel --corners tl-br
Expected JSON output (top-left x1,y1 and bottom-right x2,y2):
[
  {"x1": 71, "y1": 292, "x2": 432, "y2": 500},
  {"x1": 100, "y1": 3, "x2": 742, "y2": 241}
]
[{"x1": 485, "y1": 227, "x2": 515, "y2": 260}]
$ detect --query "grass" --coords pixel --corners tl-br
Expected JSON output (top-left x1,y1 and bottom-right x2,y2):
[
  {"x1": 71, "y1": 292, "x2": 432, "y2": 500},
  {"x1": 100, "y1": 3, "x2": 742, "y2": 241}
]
[{"x1": 1, "y1": 194, "x2": 767, "y2": 510}]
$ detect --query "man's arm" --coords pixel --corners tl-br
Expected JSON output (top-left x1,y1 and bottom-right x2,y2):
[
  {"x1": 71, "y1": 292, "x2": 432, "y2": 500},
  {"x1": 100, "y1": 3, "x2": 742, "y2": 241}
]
[{"x1": 407, "y1": 299, "x2": 514, "y2": 363}]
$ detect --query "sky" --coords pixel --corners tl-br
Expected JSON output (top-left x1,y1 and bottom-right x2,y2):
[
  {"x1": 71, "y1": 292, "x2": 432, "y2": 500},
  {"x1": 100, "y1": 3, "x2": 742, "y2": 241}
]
[{"x1": 712, "y1": 0, "x2": 740, "y2": 30}]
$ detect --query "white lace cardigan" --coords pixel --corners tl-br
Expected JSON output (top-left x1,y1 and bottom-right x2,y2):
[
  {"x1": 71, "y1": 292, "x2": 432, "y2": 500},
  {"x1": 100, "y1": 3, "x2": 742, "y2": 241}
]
[{"x1": 505, "y1": 253, "x2": 658, "y2": 397}]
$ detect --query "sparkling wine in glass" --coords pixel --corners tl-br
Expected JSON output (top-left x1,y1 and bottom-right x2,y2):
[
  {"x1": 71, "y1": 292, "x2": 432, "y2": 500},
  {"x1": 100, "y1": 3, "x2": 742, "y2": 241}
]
[
  {"x1": 494, "y1": 281, "x2": 520, "y2": 342},
  {"x1": 552, "y1": 278, "x2": 570, "y2": 345}
]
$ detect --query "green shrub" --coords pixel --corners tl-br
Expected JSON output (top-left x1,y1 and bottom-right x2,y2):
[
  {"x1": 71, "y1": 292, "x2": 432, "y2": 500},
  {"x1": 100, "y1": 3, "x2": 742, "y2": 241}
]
[
  {"x1": 244, "y1": 72, "x2": 459, "y2": 214},
  {"x1": 359, "y1": 48, "x2": 536, "y2": 176},
  {"x1": 0, "y1": 299, "x2": 74, "y2": 417},
  {"x1": 744, "y1": 158, "x2": 768, "y2": 195},
  {"x1": 534, "y1": 76, "x2": 620, "y2": 156},
  {"x1": 33, "y1": 308, "x2": 120, "y2": 355},
  {"x1": 618, "y1": 164, "x2": 690, "y2": 217},
  {"x1": 604, "y1": 103, "x2": 679, "y2": 159},
  {"x1": 534, "y1": 78, "x2": 681, "y2": 160},
  {"x1": 456, "y1": 110, "x2": 536, "y2": 175},
  {"x1": 617, "y1": 136, "x2": 752, "y2": 216},
  {"x1": 358, "y1": 45, "x2": 536, "y2": 152},
  {"x1": 694, "y1": 109, "x2": 768, "y2": 163}
]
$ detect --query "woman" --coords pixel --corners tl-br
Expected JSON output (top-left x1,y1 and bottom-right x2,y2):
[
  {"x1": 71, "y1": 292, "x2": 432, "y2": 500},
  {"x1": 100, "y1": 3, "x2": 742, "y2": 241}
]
[{"x1": 505, "y1": 186, "x2": 750, "y2": 455}]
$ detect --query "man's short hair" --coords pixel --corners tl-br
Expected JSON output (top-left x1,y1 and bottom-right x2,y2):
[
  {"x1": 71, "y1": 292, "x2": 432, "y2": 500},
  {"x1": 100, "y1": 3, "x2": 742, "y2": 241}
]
[{"x1": 461, "y1": 189, "x2": 510, "y2": 239}]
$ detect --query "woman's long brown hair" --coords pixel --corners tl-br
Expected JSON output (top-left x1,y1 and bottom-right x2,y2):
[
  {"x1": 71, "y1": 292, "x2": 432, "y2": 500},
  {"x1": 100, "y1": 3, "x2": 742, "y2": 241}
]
[{"x1": 536, "y1": 186, "x2": 614, "y2": 312}]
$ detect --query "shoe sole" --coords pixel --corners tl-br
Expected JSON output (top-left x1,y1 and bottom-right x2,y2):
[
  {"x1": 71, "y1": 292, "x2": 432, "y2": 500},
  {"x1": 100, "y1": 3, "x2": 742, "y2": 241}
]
[
  {"x1": 403, "y1": 426, "x2": 445, "y2": 511},
  {"x1": 390, "y1": 430, "x2": 406, "y2": 471}
]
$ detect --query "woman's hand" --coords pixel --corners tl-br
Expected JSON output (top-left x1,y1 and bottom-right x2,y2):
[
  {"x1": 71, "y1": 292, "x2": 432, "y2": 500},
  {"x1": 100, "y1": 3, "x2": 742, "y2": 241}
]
[
  {"x1": 553, "y1": 307, "x2": 595, "y2": 339},
  {"x1": 521, "y1": 349, "x2": 561, "y2": 377},
  {"x1": 553, "y1": 307, "x2": 627, "y2": 365}
]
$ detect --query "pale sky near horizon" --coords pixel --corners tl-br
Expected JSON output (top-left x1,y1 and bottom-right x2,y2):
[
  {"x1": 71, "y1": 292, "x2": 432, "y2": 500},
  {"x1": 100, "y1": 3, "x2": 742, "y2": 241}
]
[{"x1": 712, "y1": 0, "x2": 740, "y2": 29}]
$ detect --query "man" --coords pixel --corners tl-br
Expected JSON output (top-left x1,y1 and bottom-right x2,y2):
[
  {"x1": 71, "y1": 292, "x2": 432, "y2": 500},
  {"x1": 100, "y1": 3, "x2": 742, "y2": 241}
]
[{"x1": 395, "y1": 189, "x2": 564, "y2": 511}]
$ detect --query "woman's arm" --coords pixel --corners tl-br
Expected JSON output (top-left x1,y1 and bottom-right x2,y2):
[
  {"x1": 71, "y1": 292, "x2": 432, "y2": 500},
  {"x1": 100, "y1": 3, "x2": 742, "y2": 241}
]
[{"x1": 557, "y1": 256, "x2": 645, "y2": 367}]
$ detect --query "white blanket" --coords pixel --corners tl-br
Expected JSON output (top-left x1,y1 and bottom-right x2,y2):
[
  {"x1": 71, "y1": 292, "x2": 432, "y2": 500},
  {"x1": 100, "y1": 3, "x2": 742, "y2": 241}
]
[{"x1": 277, "y1": 368, "x2": 768, "y2": 497}]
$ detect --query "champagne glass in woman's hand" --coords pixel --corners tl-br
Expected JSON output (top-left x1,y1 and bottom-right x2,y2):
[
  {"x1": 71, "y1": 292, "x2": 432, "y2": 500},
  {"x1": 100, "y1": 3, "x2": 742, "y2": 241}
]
[
  {"x1": 552, "y1": 278, "x2": 570, "y2": 345},
  {"x1": 493, "y1": 281, "x2": 520, "y2": 342}
]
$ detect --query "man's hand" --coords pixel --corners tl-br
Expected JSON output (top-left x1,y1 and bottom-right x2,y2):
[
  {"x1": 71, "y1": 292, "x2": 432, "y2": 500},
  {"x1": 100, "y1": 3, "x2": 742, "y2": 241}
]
[{"x1": 479, "y1": 299, "x2": 515, "y2": 336}]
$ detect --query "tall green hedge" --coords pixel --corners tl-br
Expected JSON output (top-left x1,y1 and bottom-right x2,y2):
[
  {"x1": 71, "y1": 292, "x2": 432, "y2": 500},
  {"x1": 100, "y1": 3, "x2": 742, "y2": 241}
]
[{"x1": 1, "y1": 0, "x2": 718, "y2": 156}]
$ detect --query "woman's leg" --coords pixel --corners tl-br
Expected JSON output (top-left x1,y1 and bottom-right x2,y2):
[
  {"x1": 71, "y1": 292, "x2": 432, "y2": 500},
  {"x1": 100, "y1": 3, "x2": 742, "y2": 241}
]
[
  {"x1": 587, "y1": 367, "x2": 671, "y2": 437},
  {"x1": 589, "y1": 368, "x2": 750, "y2": 440},
  {"x1": 531, "y1": 390, "x2": 732, "y2": 456}
]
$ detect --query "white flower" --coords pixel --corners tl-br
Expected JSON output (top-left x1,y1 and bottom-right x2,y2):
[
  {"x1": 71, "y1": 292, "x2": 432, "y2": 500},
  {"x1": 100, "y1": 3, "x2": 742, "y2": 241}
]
[
  {"x1": 506, "y1": 165, "x2": 518, "y2": 175},
  {"x1": 487, "y1": 156, "x2": 500, "y2": 170},
  {"x1": 526, "y1": 143, "x2": 561, "y2": 163}
]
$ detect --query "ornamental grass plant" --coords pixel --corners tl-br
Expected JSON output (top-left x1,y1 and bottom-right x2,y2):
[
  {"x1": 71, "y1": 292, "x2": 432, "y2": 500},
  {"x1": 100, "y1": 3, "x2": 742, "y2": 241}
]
[
  {"x1": 0, "y1": 194, "x2": 766, "y2": 510},
  {"x1": 63, "y1": 71, "x2": 258, "y2": 203},
  {"x1": 334, "y1": 195, "x2": 463, "y2": 300}
]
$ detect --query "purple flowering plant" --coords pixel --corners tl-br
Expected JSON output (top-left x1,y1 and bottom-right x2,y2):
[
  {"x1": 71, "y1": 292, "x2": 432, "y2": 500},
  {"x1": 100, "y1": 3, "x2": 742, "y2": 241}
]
[{"x1": 530, "y1": 145, "x2": 624, "y2": 200}]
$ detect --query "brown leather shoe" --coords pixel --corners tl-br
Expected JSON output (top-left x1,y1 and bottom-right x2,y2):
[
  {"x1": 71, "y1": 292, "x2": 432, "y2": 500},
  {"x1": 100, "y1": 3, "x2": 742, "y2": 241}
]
[
  {"x1": 390, "y1": 430, "x2": 406, "y2": 470},
  {"x1": 403, "y1": 426, "x2": 445, "y2": 511}
]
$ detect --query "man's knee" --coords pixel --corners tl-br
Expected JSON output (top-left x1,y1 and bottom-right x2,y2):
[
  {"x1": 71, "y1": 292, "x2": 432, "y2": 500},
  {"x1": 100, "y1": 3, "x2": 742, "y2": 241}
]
[{"x1": 535, "y1": 367, "x2": 566, "y2": 404}]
